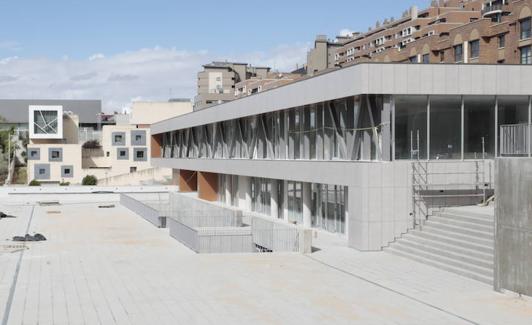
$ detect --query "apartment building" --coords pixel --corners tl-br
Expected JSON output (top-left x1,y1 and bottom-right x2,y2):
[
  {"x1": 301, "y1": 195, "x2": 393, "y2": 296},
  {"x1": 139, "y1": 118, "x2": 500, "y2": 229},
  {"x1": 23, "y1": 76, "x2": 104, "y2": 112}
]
[
  {"x1": 335, "y1": 0, "x2": 532, "y2": 66},
  {"x1": 194, "y1": 62, "x2": 271, "y2": 110},
  {"x1": 234, "y1": 72, "x2": 304, "y2": 98},
  {"x1": 150, "y1": 62, "x2": 532, "y2": 251},
  {"x1": 27, "y1": 101, "x2": 192, "y2": 184}
]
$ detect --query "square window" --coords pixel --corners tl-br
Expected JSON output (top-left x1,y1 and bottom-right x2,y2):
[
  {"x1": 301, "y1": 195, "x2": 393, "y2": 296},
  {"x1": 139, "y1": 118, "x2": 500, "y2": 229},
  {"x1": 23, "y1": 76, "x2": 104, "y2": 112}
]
[
  {"x1": 48, "y1": 148, "x2": 62, "y2": 162},
  {"x1": 114, "y1": 135, "x2": 122, "y2": 142},
  {"x1": 39, "y1": 169, "x2": 45, "y2": 175},
  {"x1": 31, "y1": 151, "x2": 37, "y2": 157},
  {"x1": 136, "y1": 151, "x2": 144, "y2": 159},
  {"x1": 120, "y1": 150, "x2": 127, "y2": 157},
  {"x1": 130, "y1": 167, "x2": 137, "y2": 173},
  {"x1": 136, "y1": 135, "x2": 142, "y2": 141},
  {"x1": 64, "y1": 168, "x2": 70, "y2": 174},
  {"x1": 51, "y1": 151, "x2": 60, "y2": 159},
  {"x1": 112, "y1": 132, "x2": 126, "y2": 146}
]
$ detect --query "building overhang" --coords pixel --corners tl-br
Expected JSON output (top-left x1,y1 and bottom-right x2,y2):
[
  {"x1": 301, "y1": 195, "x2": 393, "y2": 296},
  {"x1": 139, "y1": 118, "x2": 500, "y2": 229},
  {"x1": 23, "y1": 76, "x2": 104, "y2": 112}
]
[{"x1": 151, "y1": 63, "x2": 532, "y2": 135}]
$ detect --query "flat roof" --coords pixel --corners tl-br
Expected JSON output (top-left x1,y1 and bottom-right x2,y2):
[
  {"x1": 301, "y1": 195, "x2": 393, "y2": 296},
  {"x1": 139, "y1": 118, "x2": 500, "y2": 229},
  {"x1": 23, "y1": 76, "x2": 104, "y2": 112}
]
[
  {"x1": 0, "y1": 99, "x2": 101, "y2": 124},
  {"x1": 151, "y1": 63, "x2": 532, "y2": 134}
]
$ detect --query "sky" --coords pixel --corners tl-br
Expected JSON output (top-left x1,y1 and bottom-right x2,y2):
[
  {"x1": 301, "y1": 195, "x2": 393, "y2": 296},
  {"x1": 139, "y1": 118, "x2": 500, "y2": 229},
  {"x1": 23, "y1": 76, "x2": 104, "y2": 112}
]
[{"x1": 0, "y1": 0, "x2": 431, "y2": 112}]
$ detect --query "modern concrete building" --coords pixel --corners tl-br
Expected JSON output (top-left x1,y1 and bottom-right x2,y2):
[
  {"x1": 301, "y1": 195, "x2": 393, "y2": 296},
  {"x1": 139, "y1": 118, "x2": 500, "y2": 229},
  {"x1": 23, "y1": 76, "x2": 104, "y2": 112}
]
[
  {"x1": 150, "y1": 62, "x2": 532, "y2": 253},
  {"x1": 335, "y1": 0, "x2": 532, "y2": 66},
  {"x1": 26, "y1": 101, "x2": 191, "y2": 185},
  {"x1": 0, "y1": 99, "x2": 101, "y2": 131}
]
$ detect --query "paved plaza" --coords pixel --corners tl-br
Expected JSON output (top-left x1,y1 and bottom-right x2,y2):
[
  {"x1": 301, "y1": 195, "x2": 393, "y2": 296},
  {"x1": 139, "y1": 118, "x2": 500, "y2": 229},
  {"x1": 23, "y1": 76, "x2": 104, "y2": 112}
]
[{"x1": 0, "y1": 194, "x2": 531, "y2": 324}]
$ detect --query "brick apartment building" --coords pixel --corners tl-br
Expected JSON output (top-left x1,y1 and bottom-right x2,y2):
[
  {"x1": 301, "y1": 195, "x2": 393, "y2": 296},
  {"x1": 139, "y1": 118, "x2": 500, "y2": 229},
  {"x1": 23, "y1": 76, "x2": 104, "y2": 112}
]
[{"x1": 335, "y1": 0, "x2": 532, "y2": 65}]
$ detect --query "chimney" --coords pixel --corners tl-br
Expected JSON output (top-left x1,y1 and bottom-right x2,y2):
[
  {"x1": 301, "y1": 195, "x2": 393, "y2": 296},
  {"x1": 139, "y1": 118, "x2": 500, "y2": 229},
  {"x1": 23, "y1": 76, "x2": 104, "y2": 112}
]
[{"x1": 411, "y1": 6, "x2": 418, "y2": 20}]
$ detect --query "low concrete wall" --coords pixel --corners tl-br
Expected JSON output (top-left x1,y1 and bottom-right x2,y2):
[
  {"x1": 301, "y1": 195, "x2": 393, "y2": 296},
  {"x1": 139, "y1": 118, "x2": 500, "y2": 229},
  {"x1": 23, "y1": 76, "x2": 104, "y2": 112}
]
[
  {"x1": 120, "y1": 194, "x2": 166, "y2": 228},
  {"x1": 247, "y1": 212, "x2": 312, "y2": 254},
  {"x1": 495, "y1": 158, "x2": 532, "y2": 296},
  {"x1": 167, "y1": 218, "x2": 253, "y2": 253}
]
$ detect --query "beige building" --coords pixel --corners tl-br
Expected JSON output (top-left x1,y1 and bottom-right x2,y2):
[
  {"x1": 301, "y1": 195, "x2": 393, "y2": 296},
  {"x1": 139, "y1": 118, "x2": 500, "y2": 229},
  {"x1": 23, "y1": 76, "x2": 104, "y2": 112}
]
[
  {"x1": 27, "y1": 101, "x2": 190, "y2": 185},
  {"x1": 234, "y1": 72, "x2": 304, "y2": 98},
  {"x1": 194, "y1": 62, "x2": 272, "y2": 110},
  {"x1": 129, "y1": 99, "x2": 192, "y2": 125}
]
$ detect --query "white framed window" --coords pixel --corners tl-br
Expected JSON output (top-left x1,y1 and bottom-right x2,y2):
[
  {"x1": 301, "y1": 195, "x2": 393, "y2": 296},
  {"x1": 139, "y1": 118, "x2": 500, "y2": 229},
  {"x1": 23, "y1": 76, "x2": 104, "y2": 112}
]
[{"x1": 29, "y1": 106, "x2": 63, "y2": 139}]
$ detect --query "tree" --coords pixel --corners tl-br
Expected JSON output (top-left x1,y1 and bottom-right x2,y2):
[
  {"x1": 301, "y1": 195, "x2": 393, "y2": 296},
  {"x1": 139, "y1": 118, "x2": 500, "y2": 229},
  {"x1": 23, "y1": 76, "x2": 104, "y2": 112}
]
[{"x1": 82, "y1": 175, "x2": 97, "y2": 186}]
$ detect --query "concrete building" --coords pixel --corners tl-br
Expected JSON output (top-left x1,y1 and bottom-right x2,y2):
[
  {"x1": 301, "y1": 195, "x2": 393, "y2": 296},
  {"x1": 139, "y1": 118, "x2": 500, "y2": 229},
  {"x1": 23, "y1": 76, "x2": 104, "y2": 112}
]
[
  {"x1": 306, "y1": 35, "x2": 350, "y2": 76},
  {"x1": 234, "y1": 72, "x2": 304, "y2": 98},
  {"x1": 129, "y1": 99, "x2": 193, "y2": 125},
  {"x1": 194, "y1": 62, "x2": 271, "y2": 110},
  {"x1": 26, "y1": 101, "x2": 191, "y2": 185},
  {"x1": 150, "y1": 62, "x2": 532, "y2": 253},
  {"x1": 334, "y1": 0, "x2": 532, "y2": 66},
  {"x1": 0, "y1": 99, "x2": 101, "y2": 131}
]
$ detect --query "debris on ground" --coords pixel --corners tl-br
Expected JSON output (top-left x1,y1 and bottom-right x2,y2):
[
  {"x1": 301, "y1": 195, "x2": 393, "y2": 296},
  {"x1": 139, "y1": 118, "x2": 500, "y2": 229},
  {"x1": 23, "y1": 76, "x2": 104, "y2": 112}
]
[
  {"x1": 98, "y1": 204, "x2": 115, "y2": 209},
  {"x1": 12, "y1": 233, "x2": 47, "y2": 242},
  {"x1": 0, "y1": 212, "x2": 16, "y2": 219},
  {"x1": 38, "y1": 201, "x2": 60, "y2": 206}
]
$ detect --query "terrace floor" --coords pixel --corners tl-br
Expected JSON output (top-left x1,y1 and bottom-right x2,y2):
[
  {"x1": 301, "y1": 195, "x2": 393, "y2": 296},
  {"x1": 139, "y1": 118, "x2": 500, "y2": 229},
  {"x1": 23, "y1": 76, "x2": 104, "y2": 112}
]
[{"x1": 0, "y1": 194, "x2": 530, "y2": 325}]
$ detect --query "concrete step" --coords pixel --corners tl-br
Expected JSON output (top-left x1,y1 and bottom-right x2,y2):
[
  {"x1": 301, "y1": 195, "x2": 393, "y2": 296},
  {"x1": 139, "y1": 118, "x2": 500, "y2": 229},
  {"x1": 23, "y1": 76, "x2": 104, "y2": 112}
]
[
  {"x1": 435, "y1": 211, "x2": 494, "y2": 227},
  {"x1": 398, "y1": 237, "x2": 493, "y2": 268},
  {"x1": 386, "y1": 247, "x2": 493, "y2": 285},
  {"x1": 388, "y1": 243, "x2": 493, "y2": 278},
  {"x1": 443, "y1": 207, "x2": 494, "y2": 219},
  {"x1": 424, "y1": 221, "x2": 493, "y2": 240},
  {"x1": 429, "y1": 216, "x2": 493, "y2": 233},
  {"x1": 402, "y1": 234, "x2": 493, "y2": 261},
  {"x1": 409, "y1": 231, "x2": 493, "y2": 254},
  {"x1": 420, "y1": 226, "x2": 493, "y2": 247}
]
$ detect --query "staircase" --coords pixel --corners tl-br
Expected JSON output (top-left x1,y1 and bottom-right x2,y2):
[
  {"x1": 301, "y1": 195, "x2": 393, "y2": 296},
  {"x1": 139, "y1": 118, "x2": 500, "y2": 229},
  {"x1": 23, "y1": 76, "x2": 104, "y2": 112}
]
[{"x1": 386, "y1": 206, "x2": 494, "y2": 285}]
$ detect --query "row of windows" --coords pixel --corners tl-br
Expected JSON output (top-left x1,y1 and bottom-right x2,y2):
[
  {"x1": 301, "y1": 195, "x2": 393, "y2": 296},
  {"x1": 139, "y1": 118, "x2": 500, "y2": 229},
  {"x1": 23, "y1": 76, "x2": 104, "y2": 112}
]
[{"x1": 160, "y1": 95, "x2": 532, "y2": 162}]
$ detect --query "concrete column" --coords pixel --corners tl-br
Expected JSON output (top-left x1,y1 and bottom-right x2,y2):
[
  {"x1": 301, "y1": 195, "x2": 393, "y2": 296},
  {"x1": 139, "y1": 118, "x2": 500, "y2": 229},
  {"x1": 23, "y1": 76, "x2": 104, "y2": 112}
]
[
  {"x1": 381, "y1": 95, "x2": 392, "y2": 161},
  {"x1": 171, "y1": 169, "x2": 179, "y2": 186},
  {"x1": 178, "y1": 169, "x2": 197, "y2": 192},
  {"x1": 271, "y1": 179, "x2": 279, "y2": 218},
  {"x1": 224, "y1": 175, "x2": 232, "y2": 206},
  {"x1": 302, "y1": 182, "x2": 312, "y2": 228},
  {"x1": 283, "y1": 180, "x2": 289, "y2": 222},
  {"x1": 238, "y1": 176, "x2": 251, "y2": 211},
  {"x1": 463, "y1": 41, "x2": 469, "y2": 63},
  {"x1": 362, "y1": 131, "x2": 372, "y2": 161},
  {"x1": 198, "y1": 171, "x2": 218, "y2": 202}
]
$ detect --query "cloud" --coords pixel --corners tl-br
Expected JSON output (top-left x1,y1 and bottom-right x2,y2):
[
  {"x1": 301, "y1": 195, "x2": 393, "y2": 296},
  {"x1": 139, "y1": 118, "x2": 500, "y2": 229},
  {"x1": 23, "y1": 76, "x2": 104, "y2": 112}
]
[
  {"x1": 0, "y1": 41, "x2": 22, "y2": 51},
  {"x1": 0, "y1": 44, "x2": 308, "y2": 113},
  {"x1": 89, "y1": 53, "x2": 105, "y2": 61},
  {"x1": 108, "y1": 73, "x2": 139, "y2": 82},
  {"x1": 338, "y1": 28, "x2": 356, "y2": 37},
  {"x1": 0, "y1": 75, "x2": 17, "y2": 83}
]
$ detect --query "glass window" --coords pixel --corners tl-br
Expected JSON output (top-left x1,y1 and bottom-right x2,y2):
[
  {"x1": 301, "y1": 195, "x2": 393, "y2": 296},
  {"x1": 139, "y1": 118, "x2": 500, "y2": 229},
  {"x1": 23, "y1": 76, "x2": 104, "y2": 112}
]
[
  {"x1": 394, "y1": 96, "x2": 428, "y2": 160},
  {"x1": 136, "y1": 150, "x2": 144, "y2": 159},
  {"x1": 498, "y1": 34, "x2": 505, "y2": 48},
  {"x1": 114, "y1": 135, "x2": 122, "y2": 142},
  {"x1": 464, "y1": 96, "x2": 495, "y2": 159},
  {"x1": 469, "y1": 40, "x2": 480, "y2": 59},
  {"x1": 498, "y1": 96, "x2": 530, "y2": 152},
  {"x1": 422, "y1": 54, "x2": 430, "y2": 64},
  {"x1": 409, "y1": 56, "x2": 418, "y2": 63},
  {"x1": 430, "y1": 95, "x2": 462, "y2": 159},
  {"x1": 51, "y1": 151, "x2": 60, "y2": 159},
  {"x1": 287, "y1": 181, "x2": 303, "y2": 224},
  {"x1": 251, "y1": 177, "x2": 272, "y2": 216},
  {"x1": 520, "y1": 18, "x2": 531, "y2": 40},
  {"x1": 521, "y1": 46, "x2": 532, "y2": 64},
  {"x1": 454, "y1": 44, "x2": 463, "y2": 63}
]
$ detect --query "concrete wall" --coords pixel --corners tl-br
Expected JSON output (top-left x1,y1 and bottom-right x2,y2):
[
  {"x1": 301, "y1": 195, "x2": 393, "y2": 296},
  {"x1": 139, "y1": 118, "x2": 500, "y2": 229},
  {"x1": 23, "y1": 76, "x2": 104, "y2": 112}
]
[
  {"x1": 129, "y1": 101, "x2": 193, "y2": 125},
  {"x1": 495, "y1": 158, "x2": 532, "y2": 296}
]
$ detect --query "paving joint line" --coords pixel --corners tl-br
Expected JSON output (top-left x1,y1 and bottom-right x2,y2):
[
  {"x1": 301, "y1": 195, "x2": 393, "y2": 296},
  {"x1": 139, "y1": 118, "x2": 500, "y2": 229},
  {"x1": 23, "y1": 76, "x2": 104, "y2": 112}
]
[
  {"x1": 304, "y1": 254, "x2": 480, "y2": 325},
  {"x1": 2, "y1": 205, "x2": 35, "y2": 325}
]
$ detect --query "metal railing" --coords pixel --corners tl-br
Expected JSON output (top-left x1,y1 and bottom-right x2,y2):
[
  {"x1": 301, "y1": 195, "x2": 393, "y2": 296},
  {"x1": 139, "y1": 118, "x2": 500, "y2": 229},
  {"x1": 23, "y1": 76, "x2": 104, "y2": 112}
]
[
  {"x1": 500, "y1": 123, "x2": 530, "y2": 156},
  {"x1": 411, "y1": 160, "x2": 492, "y2": 230}
]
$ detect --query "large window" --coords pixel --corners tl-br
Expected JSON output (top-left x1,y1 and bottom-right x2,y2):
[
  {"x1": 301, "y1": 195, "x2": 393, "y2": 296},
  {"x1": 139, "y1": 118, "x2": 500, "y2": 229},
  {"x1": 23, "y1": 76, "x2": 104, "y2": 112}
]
[
  {"x1": 454, "y1": 44, "x2": 464, "y2": 63},
  {"x1": 287, "y1": 181, "x2": 303, "y2": 224},
  {"x1": 520, "y1": 18, "x2": 531, "y2": 40},
  {"x1": 498, "y1": 96, "x2": 530, "y2": 149},
  {"x1": 311, "y1": 184, "x2": 346, "y2": 234},
  {"x1": 464, "y1": 96, "x2": 495, "y2": 159},
  {"x1": 469, "y1": 40, "x2": 480, "y2": 59},
  {"x1": 394, "y1": 96, "x2": 428, "y2": 159},
  {"x1": 521, "y1": 46, "x2": 532, "y2": 64},
  {"x1": 251, "y1": 177, "x2": 272, "y2": 216},
  {"x1": 430, "y1": 96, "x2": 462, "y2": 159},
  {"x1": 422, "y1": 54, "x2": 430, "y2": 64},
  {"x1": 498, "y1": 34, "x2": 506, "y2": 48}
]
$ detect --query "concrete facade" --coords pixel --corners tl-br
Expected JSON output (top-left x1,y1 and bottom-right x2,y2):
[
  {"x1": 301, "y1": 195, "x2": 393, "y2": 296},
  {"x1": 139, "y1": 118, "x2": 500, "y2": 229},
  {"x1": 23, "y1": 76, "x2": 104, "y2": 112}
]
[{"x1": 494, "y1": 158, "x2": 532, "y2": 295}]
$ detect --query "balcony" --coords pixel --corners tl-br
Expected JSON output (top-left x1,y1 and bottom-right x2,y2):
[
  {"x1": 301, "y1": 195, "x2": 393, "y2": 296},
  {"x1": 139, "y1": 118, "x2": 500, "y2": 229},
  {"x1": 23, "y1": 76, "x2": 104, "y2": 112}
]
[{"x1": 482, "y1": 3, "x2": 506, "y2": 16}]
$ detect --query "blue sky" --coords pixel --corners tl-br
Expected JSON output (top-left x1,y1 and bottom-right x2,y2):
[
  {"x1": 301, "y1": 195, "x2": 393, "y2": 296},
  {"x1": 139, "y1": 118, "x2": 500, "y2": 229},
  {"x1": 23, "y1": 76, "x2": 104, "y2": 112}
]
[{"x1": 0, "y1": 0, "x2": 431, "y2": 111}]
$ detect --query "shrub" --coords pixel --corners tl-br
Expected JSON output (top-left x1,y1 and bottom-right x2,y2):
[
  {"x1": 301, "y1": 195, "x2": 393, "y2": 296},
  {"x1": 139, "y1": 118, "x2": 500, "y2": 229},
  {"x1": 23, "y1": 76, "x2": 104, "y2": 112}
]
[
  {"x1": 82, "y1": 175, "x2": 97, "y2": 186},
  {"x1": 59, "y1": 181, "x2": 70, "y2": 186},
  {"x1": 82, "y1": 140, "x2": 101, "y2": 149},
  {"x1": 29, "y1": 179, "x2": 41, "y2": 186}
]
